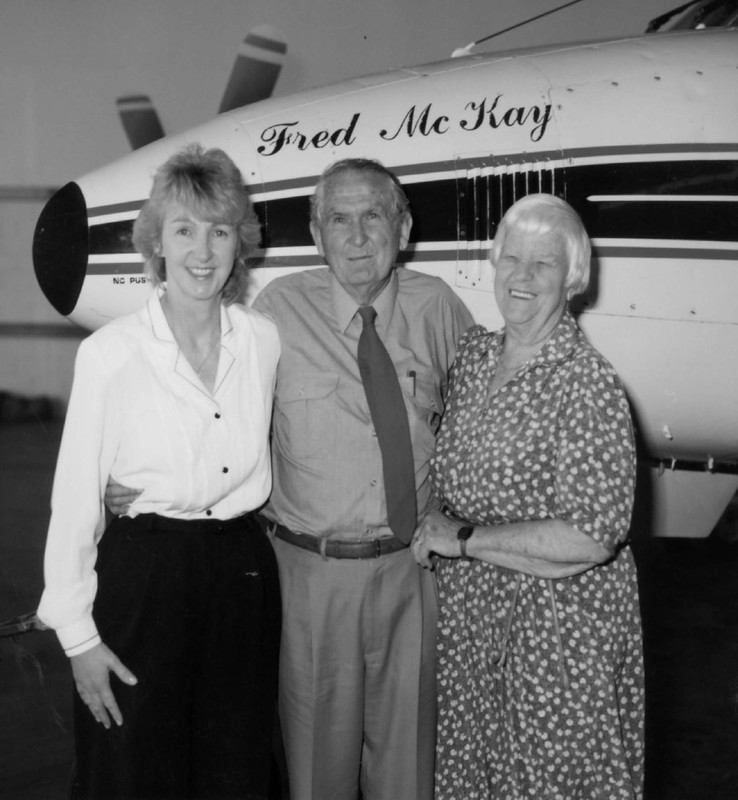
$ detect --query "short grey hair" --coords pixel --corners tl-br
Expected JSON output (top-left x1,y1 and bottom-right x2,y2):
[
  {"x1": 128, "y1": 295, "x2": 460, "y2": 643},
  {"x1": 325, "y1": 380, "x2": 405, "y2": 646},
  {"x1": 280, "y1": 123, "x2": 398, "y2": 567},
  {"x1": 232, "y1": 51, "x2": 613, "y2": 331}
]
[
  {"x1": 490, "y1": 194, "x2": 591, "y2": 298},
  {"x1": 310, "y1": 158, "x2": 410, "y2": 226}
]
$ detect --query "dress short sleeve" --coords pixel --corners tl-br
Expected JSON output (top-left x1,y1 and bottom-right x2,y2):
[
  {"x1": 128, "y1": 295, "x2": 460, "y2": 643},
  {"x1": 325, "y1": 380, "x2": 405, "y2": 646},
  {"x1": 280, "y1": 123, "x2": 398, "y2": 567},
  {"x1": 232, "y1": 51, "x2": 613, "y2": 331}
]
[{"x1": 553, "y1": 350, "x2": 636, "y2": 550}]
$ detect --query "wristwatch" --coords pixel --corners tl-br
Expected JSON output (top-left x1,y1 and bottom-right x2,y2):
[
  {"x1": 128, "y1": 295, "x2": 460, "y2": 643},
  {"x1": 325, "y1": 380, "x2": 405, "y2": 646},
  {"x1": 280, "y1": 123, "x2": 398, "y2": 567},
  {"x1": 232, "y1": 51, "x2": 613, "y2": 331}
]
[{"x1": 456, "y1": 525, "x2": 475, "y2": 560}]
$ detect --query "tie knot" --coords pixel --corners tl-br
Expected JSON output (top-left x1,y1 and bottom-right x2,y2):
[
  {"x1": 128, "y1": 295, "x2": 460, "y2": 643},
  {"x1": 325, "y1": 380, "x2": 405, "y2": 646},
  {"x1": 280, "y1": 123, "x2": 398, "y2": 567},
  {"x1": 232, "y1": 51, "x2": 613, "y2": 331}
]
[{"x1": 359, "y1": 306, "x2": 377, "y2": 326}]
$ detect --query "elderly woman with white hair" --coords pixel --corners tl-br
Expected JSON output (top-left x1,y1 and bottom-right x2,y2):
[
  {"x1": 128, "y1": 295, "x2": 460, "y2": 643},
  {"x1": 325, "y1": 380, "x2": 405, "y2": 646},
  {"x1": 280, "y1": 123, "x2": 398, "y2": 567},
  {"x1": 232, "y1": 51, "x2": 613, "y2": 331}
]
[{"x1": 412, "y1": 194, "x2": 644, "y2": 799}]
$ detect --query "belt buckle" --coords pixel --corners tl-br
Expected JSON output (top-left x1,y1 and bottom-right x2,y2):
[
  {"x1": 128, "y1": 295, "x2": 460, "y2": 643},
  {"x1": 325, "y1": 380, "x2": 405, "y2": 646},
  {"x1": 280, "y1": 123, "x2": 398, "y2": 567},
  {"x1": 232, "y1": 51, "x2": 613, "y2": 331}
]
[{"x1": 374, "y1": 539, "x2": 382, "y2": 558}]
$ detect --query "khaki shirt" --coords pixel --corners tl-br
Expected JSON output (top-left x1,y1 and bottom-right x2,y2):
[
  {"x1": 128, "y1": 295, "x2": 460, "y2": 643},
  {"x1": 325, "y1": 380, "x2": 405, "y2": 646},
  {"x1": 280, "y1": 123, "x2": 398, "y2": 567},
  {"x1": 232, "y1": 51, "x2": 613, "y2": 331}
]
[{"x1": 253, "y1": 267, "x2": 473, "y2": 539}]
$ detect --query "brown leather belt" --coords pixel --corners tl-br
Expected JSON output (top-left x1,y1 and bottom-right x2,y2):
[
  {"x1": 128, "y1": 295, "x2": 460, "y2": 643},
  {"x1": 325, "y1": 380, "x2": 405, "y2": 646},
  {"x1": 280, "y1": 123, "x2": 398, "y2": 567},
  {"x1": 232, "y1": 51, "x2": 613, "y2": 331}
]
[{"x1": 273, "y1": 523, "x2": 406, "y2": 559}]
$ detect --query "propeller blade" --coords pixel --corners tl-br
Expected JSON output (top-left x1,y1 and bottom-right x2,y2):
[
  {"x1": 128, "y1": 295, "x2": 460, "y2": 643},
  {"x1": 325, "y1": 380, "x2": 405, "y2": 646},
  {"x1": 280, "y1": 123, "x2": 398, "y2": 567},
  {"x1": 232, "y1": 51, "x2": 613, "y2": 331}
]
[
  {"x1": 116, "y1": 94, "x2": 165, "y2": 149},
  {"x1": 218, "y1": 24, "x2": 287, "y2": 114}
]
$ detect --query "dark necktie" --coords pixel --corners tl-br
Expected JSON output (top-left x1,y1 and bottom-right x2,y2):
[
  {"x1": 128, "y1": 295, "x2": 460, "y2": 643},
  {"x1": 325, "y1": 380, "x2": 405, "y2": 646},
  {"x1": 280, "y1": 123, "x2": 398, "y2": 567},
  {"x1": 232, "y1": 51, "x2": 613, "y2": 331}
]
[{"x1": 357, "y1": 306, "x2": 417, "y2": 544}]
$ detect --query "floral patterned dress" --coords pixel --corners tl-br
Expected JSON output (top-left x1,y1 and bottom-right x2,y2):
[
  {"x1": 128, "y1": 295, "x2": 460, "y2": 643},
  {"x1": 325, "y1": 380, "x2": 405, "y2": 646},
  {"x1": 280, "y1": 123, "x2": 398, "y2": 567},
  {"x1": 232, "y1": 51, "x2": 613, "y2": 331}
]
[{"x1": 430, "y1": 313, "x2": 644, "y2": 800}]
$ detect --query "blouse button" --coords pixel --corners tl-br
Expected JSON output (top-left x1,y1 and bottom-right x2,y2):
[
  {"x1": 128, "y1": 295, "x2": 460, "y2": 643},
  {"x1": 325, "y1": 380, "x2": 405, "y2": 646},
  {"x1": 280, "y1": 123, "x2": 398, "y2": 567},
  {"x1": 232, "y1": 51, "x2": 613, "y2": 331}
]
[
  {"x1": 206, "y1": 509, "x2": 213, "y2": 517},
  {"x1": 222, "y1": 467, "x2": 229, "y2": 474},
  {"x1": 214, "y1": 413, "x2": 221, "y2": 419}
]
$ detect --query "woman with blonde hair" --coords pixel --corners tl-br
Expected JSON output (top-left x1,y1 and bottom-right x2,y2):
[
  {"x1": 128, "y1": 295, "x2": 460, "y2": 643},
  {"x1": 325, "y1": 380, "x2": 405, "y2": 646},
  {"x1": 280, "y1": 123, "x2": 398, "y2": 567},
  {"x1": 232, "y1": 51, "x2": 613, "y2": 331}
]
[{"x1": 38, "y1": 144, "x2": 281, "y2": 799}]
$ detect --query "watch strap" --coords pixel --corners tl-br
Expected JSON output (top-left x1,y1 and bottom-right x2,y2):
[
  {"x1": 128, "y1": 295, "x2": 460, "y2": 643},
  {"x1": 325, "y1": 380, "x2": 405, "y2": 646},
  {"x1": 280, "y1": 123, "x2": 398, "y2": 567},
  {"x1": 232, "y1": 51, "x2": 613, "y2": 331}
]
[{"x1": 457, "y1": 524, "x2": 475, "y2": 559}]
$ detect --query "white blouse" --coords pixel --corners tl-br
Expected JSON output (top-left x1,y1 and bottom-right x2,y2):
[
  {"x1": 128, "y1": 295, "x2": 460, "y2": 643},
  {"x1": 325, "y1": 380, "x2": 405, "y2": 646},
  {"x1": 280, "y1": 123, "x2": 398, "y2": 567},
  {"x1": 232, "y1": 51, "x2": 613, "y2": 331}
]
[{"x1": 37, "y1": 288, "x2": 280, "y2": 656}]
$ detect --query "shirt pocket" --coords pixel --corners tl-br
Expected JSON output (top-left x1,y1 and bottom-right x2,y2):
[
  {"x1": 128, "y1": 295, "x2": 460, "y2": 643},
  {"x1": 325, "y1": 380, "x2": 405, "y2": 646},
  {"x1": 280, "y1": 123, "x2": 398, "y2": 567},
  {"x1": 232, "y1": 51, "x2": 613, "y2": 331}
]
[
  {"x1": 401, "y1": 370, "x2": 444, "y2": 457},
  {"x1": 275, "y1": 372, "x2": 339, "y2": 459}
]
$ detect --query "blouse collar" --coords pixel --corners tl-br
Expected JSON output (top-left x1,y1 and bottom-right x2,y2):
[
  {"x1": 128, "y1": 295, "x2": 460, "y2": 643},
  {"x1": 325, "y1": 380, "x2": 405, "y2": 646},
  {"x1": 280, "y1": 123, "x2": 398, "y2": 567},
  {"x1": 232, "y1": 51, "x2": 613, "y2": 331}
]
[
  {"x1": 494, "y1": 310, "x2": 581, "y2": 370},
  {"x1": 146, "y1": 284, "x2": 235, "y2": 345}
]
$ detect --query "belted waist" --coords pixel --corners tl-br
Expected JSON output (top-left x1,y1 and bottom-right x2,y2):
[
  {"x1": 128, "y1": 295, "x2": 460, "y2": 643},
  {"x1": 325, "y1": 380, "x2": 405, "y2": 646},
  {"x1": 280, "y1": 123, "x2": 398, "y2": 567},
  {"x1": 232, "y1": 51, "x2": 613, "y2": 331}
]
[
  {"x1": 273, "y1": 523, "x2": 407, "y2": 559},
  {"x1": 131, "y1": 512, "x2": 255, "y2": 534}
]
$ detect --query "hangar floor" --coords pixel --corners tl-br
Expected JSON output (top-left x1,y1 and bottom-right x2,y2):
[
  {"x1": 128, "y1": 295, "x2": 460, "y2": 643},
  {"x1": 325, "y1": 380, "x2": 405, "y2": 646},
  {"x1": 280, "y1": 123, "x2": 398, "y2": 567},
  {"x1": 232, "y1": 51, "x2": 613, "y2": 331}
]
[{"x1": 2, "y1": 418, "x2": 738, "y2": 799}]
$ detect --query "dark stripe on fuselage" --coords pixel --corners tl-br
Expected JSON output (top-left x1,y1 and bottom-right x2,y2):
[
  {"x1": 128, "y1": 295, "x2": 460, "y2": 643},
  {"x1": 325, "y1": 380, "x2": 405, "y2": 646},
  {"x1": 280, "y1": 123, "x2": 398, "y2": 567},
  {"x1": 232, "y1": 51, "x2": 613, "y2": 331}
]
[
  {"x1": 87, "y1": 155, "x2": 738, "y2": 261},
  {"x1": 85, "y1": 242, "x2": 738, "y2": 276},
  {"x1": 86, "y1": 143, "x2": 738, "y2": 219},
  {"x1": 87, "y1": 262, "x2": 145, "y2": 275}
]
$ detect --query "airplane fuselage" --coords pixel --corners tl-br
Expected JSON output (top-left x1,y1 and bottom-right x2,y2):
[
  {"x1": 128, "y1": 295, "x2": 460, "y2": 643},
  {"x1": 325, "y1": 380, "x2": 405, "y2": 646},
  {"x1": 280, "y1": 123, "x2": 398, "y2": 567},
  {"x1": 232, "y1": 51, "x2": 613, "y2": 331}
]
[{"x1": 33, "y1": 28, "x2": 738, "y2": 536}]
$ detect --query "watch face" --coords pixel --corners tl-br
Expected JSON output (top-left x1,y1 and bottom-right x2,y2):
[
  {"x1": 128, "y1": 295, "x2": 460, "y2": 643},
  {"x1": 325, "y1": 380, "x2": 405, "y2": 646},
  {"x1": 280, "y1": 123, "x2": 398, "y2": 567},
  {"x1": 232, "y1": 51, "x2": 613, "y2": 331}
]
[{"x1": 457, "y1": 525, "x2": 474, "y2": 541}]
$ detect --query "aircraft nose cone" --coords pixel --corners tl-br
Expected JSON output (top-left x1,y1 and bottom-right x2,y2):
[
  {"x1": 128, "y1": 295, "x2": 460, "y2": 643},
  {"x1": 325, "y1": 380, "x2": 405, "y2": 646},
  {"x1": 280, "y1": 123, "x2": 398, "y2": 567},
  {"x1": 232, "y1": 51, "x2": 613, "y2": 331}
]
[{"x1": 32, "y1": 181, "x2": 88, "y2": 317}]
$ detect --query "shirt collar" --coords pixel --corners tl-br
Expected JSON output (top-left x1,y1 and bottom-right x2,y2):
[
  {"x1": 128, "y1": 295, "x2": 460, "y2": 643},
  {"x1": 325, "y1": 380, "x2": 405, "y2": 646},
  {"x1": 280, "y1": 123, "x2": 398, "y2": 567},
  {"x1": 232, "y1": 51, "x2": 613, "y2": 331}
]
[
  {"x1": 146, "y1": 284, "x2": 235, "y2": 344},
  {"x1": 330, "y1": 269, "x2": 400, "y2": 334},
  {"x1": 495, "y1": 310, "x2": 581, "y2": 368},
  {"x1": 537, "y1": 311, "x2": 581, "y2": 366}
]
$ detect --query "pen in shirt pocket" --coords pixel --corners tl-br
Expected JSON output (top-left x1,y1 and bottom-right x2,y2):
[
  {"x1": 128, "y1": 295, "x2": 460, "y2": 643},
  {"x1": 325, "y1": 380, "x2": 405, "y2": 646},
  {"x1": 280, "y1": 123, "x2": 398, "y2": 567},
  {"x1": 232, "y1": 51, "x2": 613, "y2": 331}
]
[{"x1": 407, "y1": 369, "x2": 416, "y2": 396}]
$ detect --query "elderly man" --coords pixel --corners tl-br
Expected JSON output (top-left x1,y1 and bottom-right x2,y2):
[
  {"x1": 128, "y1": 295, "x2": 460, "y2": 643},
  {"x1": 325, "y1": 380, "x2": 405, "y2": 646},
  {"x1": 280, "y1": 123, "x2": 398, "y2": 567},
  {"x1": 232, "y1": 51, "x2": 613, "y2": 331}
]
[{"x1": 253, "y1": 158, "x2": 472, "y2": 800}]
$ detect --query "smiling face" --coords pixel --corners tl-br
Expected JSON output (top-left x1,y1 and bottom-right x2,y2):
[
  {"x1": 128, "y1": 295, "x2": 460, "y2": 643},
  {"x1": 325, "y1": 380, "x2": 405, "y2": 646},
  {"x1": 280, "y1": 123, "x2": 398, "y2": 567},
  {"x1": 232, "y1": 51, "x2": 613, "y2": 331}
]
[
  {"x1": 493, "y1": 226, "x2": 570, "y2": 339},
  {"x1": 158, "y1": 205, "x2": 238, "y2": 307},
  {"x1": 310, "y1": 169, "x2": 412, "y2": 305}
]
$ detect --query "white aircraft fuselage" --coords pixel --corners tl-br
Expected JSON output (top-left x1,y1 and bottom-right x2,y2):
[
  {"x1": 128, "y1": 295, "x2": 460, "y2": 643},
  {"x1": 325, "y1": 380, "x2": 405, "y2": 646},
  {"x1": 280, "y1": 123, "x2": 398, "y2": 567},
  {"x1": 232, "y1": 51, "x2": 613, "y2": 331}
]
[{"x1": 32, "y1": 28, "x2": 738, "y2": 537}]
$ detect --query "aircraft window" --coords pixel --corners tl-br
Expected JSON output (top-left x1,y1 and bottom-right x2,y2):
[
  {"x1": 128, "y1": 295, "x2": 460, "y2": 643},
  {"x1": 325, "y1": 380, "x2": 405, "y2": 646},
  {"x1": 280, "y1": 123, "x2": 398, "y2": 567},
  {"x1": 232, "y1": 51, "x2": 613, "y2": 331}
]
[{"x1": 649, "y1": 0, "x2": 738, "y2": 31}]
